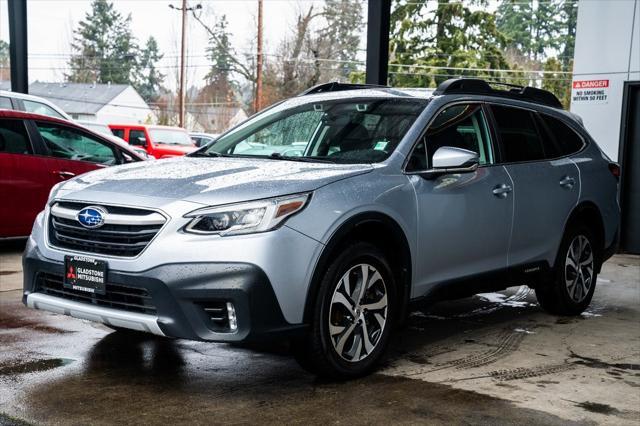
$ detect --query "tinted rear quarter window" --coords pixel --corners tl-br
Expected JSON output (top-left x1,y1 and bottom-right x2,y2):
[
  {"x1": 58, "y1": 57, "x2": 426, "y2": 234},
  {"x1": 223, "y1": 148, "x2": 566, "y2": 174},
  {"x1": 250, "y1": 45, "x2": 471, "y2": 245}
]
[
  {"x1": 0, "y1": 119, "x2": 31, "y2": 154},
  {"x1": 0, "y1": 97, "x2": 13, "y2": 109},
  {"x1": 491, "y1": 105, "x2": 545, "y2": 163},
  {"x1": 540, "y1": 114, "x2": 584, "y2": 157}
]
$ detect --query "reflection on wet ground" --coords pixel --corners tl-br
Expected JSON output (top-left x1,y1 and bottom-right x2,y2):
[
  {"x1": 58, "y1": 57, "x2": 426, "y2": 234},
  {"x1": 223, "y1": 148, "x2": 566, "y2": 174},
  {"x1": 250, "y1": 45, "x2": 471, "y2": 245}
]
[{"x1": 0, "y1": 255, "x2": 639, "y2": 425}]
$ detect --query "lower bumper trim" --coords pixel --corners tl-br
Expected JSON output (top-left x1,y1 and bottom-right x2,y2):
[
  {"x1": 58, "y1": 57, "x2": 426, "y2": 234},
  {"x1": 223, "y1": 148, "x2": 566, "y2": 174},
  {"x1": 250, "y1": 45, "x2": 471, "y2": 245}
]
[{"x1": 26, "y1": 293, "x2": 165, "y2": 336}]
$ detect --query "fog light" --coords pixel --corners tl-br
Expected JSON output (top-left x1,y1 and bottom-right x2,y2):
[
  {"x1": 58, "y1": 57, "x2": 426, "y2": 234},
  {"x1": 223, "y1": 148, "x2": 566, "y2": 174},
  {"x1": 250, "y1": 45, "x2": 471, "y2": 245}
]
[{"x1": 226, "y1": 302, "x2": 238, "y2": 331}]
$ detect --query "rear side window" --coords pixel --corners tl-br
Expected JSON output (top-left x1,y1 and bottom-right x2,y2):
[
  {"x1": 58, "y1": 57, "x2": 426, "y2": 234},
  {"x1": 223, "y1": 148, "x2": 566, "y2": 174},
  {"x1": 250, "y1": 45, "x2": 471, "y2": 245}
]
[
  {"x1": 111, "y1": 128, "x2": 125, "y2": 139},
  {"x1": 540, "y1": 114, "x2": 584, "y2": 157},
  {"x1": 23, "y1": 100, "x2": 66, "y2": 120},
  {"x1": 0, "y1": 97, "x2": 13, "y2": 109},
  {"x1": 0, "y1": 119, "x2": 31, "y2": 154},
  {"x1": 491, "y1": 105, "x2": 545, "y2": 163}
]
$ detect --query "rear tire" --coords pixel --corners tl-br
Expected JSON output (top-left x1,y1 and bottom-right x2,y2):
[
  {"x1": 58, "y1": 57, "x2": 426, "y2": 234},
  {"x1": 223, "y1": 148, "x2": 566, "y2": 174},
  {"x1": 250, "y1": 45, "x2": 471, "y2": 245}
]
[
  {"x1": 536, "y1": 223, "x2": 598, "y2": 316},
  {"x1": 293, "y1": 242, "x2": 396, "y2": 379}
]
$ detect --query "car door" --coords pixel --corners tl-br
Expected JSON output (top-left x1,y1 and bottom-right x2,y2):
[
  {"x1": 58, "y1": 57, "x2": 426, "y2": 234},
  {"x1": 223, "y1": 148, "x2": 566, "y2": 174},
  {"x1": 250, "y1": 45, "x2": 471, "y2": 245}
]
[
  {"x1": 0, "y1": 118, "x2": 60, "y2": 237},
  {"x1": 406, "y1": 103, "x2": 514, "y2": 297},
  {"x1": 489, "y1": 104, "x2": 580, "y2": 271},
  {"x1": 33, "y1": 121, "x2": 121, "y2": 181}
]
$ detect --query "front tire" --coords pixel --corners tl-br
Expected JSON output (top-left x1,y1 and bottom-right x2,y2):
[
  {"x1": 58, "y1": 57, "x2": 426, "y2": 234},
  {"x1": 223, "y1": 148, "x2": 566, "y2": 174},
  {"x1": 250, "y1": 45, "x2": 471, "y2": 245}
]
[
  {"x1": 536, "y1": 224, "x2": 598, "y2": 316},
  {"x1": 294, "y1": 242, "x2": 396, "y2": 379}
]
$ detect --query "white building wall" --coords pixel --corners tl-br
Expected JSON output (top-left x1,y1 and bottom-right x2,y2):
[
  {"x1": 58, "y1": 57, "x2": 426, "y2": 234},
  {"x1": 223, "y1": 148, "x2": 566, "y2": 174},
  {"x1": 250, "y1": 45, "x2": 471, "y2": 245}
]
[
  {"x1": 570, "y1": 0, "x2": 640, "y2": 160},
  {"x1": 94, "y1": 86, "x2": 154, "y2": 124}
]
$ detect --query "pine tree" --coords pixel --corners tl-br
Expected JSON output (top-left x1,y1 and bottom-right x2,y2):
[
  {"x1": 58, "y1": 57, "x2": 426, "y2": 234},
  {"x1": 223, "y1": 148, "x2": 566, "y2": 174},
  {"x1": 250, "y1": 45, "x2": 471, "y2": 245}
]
[
  {"x1": 0, "y1": 40, "x2": 9, "y2": 81},
  {"x1": 389, "y1": 0, "x2": 510, "y2": 87},
  {"x1": 67, "y1": 0, "x2": 139, "y2": 84},
  {"x1": 319, "y1": 0, "x2": 364, "y2": 79},
  {"x1": 135, "y1": 36, "x2": 165, "y2": 102}
]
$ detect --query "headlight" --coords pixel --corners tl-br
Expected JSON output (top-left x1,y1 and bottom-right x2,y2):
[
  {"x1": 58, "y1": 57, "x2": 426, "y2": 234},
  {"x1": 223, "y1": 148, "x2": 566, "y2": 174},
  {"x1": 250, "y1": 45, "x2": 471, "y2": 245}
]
[
  {"x1": 183, "y1": 193, "x2": 310, "y2": 236},
  {"x1": 47, "y1": 181, "x2": 64, "y2": 203}
]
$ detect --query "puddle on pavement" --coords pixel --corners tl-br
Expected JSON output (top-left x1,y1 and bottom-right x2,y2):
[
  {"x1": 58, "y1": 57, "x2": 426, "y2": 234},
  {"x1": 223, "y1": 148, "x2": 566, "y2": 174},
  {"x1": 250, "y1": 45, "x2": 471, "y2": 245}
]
[
  {"x1": 0, "y1": 358, "x2": 74, "y2": 375},
  {"x1": 574, "y1": 400, "x2": 620, "y2": 415},
  {"x1": 570, "y1": 353, "x2": 640, "y2": 371},
  {"x1": 0, "y1": 313, "x2": 71, "y2": 335}
]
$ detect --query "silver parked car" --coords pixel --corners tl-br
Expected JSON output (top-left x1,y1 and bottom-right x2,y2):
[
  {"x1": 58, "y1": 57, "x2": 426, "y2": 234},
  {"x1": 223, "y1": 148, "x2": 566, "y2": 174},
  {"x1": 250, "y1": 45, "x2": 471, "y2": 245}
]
[{"x1": 23, "y1": 79, "x2": 620, "y2": 378}]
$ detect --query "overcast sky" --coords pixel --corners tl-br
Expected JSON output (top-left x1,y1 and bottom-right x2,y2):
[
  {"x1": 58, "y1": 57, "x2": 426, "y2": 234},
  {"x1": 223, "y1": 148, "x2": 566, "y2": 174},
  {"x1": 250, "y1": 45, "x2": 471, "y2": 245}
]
[{"x1": 0, "y1": 0, "x2": 362, "y2": 90}]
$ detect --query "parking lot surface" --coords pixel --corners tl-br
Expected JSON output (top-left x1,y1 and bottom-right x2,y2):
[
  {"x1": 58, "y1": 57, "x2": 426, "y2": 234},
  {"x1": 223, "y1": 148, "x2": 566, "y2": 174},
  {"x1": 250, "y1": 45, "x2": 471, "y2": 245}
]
[{"x1": 1, "y1": 242, "x2": 638, "y2": 425}]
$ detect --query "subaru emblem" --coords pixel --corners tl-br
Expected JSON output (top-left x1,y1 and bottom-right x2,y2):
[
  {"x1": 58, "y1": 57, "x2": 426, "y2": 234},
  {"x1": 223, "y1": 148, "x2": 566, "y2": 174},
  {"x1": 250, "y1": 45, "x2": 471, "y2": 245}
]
[{"x1": 77, "y1": 206, "x2": 107, "y2": 229}]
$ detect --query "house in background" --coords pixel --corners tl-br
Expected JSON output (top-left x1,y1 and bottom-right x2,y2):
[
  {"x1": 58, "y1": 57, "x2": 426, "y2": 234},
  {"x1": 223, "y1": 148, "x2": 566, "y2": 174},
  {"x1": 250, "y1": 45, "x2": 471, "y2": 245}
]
[{"x1": 0, "y1": 81, "x2": 153, "y2": 124}]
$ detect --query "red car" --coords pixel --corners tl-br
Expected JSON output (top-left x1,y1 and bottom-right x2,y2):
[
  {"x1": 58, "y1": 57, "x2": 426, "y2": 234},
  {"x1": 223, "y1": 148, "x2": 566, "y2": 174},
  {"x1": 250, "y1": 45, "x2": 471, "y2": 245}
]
[
  {"x1": 108, "y1": 124, "x2": 196, "y2": 159},
  {"x1": 0, "y1": 110, "x2": 145, "y2": 238}
]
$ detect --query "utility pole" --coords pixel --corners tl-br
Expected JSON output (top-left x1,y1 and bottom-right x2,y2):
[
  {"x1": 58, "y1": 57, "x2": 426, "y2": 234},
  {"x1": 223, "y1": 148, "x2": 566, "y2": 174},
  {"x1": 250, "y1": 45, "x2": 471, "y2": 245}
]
[
  {"x1": 254, "y1": 0, "x2": 264, "y2": 112},
  {"x1": 179, "y1": 0, "x2": 187, "y2": 128},
  {"x1": 169, "y1": 2, "x2": 201, "y2": 128}
]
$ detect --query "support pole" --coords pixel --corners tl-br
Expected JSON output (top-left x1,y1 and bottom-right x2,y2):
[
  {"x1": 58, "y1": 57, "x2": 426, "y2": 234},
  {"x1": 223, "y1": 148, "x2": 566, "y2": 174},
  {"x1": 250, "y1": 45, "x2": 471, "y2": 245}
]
[
  {"x1": 365, "y1": 0, "x2": 391, "y2": 86},
  {"x1": 8, "y1": 0, "x2": 28, "y2": 94},
  {"x1": 178, "y1": 0, "x2": 187, "y2": 127}
]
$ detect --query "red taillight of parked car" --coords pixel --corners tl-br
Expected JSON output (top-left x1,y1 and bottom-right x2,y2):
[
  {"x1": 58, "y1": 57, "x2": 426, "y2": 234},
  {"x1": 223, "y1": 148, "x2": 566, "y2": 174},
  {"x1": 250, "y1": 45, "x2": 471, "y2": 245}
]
[{"x1": 608, "y1": 163, "x2": 620, "y2": 180}]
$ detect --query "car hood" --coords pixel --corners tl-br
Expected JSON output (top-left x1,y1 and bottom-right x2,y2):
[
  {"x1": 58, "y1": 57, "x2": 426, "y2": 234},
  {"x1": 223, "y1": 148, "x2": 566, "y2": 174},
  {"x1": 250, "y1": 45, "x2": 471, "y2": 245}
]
[
  {"x1": 155, "y1": 144, "x2": 197, "y2": 155},
  {"x1": 55, "y1": 157, "x2": 373, "y2": 208}
]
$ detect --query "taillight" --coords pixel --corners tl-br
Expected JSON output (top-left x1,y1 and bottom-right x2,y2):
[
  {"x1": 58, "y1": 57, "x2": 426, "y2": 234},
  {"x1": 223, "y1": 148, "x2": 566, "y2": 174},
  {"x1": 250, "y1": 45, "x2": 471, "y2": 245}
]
[{"x1": 608, "y1": 163, "x2": 620, "y2": 181}]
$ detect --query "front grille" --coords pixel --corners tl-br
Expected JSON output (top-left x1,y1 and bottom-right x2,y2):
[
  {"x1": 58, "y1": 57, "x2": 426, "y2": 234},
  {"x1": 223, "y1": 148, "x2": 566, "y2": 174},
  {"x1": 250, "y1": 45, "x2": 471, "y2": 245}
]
[
  {"x1": 48, "y1": 202, "x2": 165, "y2": 257},
  {"x1": 37, "y1": 273, "x2": 157, "y2": 315}
]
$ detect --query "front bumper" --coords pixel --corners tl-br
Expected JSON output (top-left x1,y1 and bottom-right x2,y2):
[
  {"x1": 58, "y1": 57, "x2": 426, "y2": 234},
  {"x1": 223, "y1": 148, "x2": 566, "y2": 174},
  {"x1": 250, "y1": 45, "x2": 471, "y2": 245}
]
[{"x1": 23, "y1": 244, "x2": 307, "y2": 342}]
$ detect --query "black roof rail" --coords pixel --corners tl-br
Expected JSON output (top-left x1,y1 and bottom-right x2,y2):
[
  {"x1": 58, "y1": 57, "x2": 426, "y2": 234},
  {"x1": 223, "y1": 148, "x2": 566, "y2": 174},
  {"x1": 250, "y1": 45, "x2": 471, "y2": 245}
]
[
  {"x1": 299, "y1": 81, "x2": 389, "y2": 96},
  {"x1": 432, "y1": 78, "x2": 563, "y2": 109}
]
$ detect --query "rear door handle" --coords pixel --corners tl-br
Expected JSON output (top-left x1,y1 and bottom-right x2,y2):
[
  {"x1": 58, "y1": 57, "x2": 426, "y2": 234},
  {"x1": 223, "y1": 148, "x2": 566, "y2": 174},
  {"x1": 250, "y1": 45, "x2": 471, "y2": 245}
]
[
  {"x1": 559, "y1": 176, "x2": 575, "y2": 189},
  {"x1": 492, "y1": 183, "x2": 513, "y2": 198},
  {"x1": 54, "y1": 171, "x2": 76, "y2": 180}
]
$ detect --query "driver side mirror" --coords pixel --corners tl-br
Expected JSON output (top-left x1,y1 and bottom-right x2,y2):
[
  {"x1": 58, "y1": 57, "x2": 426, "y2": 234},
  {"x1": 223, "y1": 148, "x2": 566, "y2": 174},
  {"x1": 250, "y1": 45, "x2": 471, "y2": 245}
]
[{"x1": 419, "y1": 146, "x2": 479, "y2": 178}]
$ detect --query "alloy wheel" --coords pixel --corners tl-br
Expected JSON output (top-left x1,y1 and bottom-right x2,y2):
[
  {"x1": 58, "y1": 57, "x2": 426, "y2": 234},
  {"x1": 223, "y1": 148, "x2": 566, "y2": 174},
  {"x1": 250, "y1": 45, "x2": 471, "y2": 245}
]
[
  {"x1": 564, "y1": 235, "x2": 594, "y2": 303},
  {"x1": 328, "y1": 263, "x2": 388, "y2": 363}
]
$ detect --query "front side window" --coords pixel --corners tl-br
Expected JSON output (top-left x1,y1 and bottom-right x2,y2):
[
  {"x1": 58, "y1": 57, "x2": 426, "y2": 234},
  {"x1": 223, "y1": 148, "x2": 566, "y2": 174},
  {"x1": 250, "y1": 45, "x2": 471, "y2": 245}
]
[
  {"x1": 424, "y1": 104, "x2": 493, "y2": 167},
  {"x1": 0, "y1": 119, "x2": 31, "y2": 155},
  {"x1": 491, "y1": 105, "x2": 545, "y2": 163},
  {"x1": 23, "y1": 100, "x2": 66, "y2": 120},
  {"x1": 36, "y1": 122, "x2": 117, "y2": 165},
  {"x1": 539, "y1": 114, "x2": 585, "y2": 158},
  {"x1": 129, "y1": 129, "x2": 147, "y2": 146},
  {"x1": 203, "y1": 97, "x2": 428, "y2": 164}
]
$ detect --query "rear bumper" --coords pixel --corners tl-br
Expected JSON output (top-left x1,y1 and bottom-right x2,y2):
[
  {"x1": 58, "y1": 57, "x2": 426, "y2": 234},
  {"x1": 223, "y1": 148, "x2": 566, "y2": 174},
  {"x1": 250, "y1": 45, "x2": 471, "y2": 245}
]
[{"x1": 23, "y1": 244, "x2": 307, "y2": 342}]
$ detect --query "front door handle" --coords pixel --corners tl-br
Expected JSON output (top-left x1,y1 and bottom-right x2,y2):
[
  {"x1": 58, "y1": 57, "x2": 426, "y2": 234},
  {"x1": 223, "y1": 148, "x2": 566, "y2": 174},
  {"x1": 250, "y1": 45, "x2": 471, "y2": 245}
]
[
  {"x1": 492, "y1": 183, "x2": 513, "y2": 198},
  {"x1": 559, "y1": 176, "x2": 576, "y2": 189},
  {"x1": 54, "y1": 171, "x2": 76, "y2": 180}
]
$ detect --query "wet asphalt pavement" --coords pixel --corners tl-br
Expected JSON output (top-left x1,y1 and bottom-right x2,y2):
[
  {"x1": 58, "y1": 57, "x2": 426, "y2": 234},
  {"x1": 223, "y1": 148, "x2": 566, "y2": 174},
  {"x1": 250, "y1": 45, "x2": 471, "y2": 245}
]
[{"x1": 0, "y1": 241, "x2": 639, "y2": 425}]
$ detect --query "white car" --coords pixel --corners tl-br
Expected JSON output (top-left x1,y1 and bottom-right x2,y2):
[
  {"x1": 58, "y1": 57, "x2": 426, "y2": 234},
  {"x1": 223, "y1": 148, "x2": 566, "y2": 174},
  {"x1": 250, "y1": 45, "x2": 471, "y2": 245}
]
[{"x1": 0, "y1": 90, "x2": 71, "y2": 120}]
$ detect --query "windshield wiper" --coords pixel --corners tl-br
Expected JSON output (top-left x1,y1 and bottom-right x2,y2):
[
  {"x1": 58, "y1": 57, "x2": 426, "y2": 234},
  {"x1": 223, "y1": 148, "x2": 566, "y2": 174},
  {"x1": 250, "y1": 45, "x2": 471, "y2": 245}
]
[
  {"x1": 189, "y1": 151, "x2": 228, "y2": 158},
  {"x1": 268, "y1": 152, "x2": 335, "y2": 164}
]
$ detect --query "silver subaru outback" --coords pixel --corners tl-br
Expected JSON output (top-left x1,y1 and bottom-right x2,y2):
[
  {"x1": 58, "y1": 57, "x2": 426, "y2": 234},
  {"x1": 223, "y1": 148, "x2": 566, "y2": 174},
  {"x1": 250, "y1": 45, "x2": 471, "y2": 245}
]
[{"x1": 23, "y1": 79, "x2": 620, "y2": 378}]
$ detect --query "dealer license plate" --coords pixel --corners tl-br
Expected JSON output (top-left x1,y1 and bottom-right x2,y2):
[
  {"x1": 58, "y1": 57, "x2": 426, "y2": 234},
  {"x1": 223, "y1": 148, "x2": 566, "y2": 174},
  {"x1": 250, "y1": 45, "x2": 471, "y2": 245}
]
[{"x1": 63, "y1": 255, "x2": 107, "y2": 295}]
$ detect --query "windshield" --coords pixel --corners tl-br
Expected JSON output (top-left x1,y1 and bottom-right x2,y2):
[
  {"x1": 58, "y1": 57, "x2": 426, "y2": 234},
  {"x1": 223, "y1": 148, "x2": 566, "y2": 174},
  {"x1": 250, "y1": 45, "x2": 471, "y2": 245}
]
[
  {"x1": 202, "y1": 97, "x2": 427, "y2": 163},
  {"x1": 149, "y1": 129, "x2": 193, "y2": 146}
]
